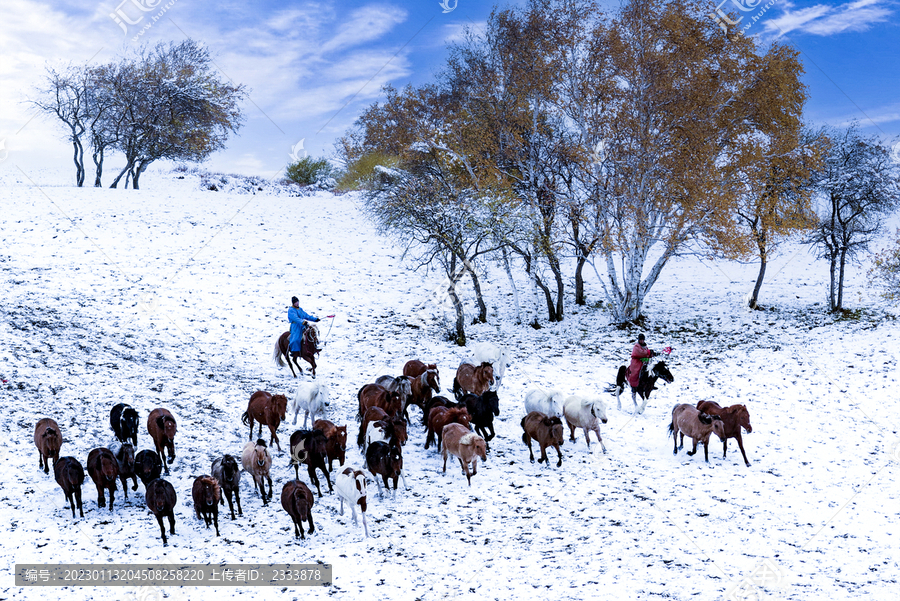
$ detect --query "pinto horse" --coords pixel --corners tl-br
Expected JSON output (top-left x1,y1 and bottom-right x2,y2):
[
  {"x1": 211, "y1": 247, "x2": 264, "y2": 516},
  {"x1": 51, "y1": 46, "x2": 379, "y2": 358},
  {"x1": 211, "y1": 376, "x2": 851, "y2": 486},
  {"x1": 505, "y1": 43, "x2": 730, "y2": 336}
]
[
  {"x1": 273, "y1": 323, "x2": 321, "y2": 378},
  {"x1": 242, "y1": 391, "x2": 288, "y2": 452},
  {"x1": 452, "y1": 362, "x2": 494, "y2": 401},
  {"x1": 614, "y1": 359, "x2": 674, "y2": 415}
]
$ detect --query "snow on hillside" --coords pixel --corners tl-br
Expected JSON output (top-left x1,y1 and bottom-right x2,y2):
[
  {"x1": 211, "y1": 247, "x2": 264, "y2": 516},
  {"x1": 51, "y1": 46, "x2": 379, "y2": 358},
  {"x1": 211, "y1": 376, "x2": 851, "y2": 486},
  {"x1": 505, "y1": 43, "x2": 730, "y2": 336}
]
[{"x1": 1, "y1": 167, "x2": 898, "y2": 601}]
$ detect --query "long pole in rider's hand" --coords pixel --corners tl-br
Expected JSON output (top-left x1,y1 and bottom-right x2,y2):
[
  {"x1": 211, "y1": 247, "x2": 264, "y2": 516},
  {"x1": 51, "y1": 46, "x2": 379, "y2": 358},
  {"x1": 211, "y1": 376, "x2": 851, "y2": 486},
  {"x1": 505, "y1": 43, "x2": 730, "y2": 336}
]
[{"x1": 321, "y1": 315, "x2": 335, "y2": 347}]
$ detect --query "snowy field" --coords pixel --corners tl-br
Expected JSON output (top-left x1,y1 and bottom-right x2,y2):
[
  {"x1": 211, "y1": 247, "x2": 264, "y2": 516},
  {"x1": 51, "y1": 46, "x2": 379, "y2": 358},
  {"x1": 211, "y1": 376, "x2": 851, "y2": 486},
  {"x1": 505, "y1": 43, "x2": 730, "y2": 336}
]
[{"x1": 1, "y1": 167, "x2": 899, "y2": 601}]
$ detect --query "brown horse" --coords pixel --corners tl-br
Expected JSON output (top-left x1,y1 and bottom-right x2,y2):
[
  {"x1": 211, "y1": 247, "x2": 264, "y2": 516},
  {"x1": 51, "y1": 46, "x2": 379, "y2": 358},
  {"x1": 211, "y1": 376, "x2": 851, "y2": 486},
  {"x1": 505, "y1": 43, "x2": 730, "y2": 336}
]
[
  {"x1": 147, "y1": 408, "x2": 177, "y2": 475},
  {"x1": 696, "y1": 400, "x2": 753, "y2": 467},
  {"x1": 274, "y1": 324, "x2": 321, "y2": 378},
  {"x1": 521, "y1": 411, "x2": 565, "y2": 468},
  {"x1": 452, "y1": 362, "x2": 494, "y2": 400},
  {"x1": 313, "y1": 419, "x2": 347, "y2": 472},
  {"x1": 425, "y1": 406, "x2": 471, "y2": 451},
  {"x1": 357, "y1": 384, "x2": 402, "y2": 420},
  {"x1": 281, "y1": 480, "x2": 315, "y2": 539},
  {"x1": 242, "y1": 391, "x2": 288, "y2": 452},
  {"x1": 34, "y1": 418, "x2": 62, "y2": 474},
  {"x1": 407, "y1": 368, "x2": 441, "y2": 421}
]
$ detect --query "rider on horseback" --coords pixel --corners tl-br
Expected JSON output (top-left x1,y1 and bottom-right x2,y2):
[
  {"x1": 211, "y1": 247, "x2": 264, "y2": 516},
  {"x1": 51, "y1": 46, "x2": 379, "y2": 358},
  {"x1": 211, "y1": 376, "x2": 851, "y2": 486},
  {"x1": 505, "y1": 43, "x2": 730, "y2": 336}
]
[
  {"x1": 289, "y1": 296, "x2": 320, "y2": 359},
  {"x1": 626, "y1": 333, "x2": 655, "y2": 389}
]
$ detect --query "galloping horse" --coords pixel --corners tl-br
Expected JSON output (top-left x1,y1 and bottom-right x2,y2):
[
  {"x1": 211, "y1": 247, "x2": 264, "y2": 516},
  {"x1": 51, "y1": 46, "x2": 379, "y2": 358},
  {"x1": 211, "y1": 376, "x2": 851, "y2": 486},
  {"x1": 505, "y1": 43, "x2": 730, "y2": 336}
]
[
  {"x1": 614, "y1": 359, "x2": 674, "y2": 415},
  {"x1": 273, "y1": 322, "x2": 321, "y2": 378}
]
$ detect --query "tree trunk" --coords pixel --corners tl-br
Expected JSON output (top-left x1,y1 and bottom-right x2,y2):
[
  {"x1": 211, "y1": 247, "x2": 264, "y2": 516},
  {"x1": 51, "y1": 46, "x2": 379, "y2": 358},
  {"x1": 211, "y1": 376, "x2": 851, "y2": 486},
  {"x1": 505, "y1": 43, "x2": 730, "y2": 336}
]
[
  {"x1": 837, "y1": 247, "x2": 848, "y2": 311},
  {"x1": 72, "y1": 138, "x2": 85, "y2": 187},
  {"x1": 574, "y1": 252, "x2": 587, "y2": 306},
  {"x1": 446, "y1": 257, "x2": 466, "y2": 346},
  {"x1": 828, "y1": 252, "x2": 838, "y2": 312},
  {"x1": 109, "y1": 162, "x2": 132, "y2": 189},
  {"x1": 501, "y1": 247, "x2": 523, "y2": 324},
  {"x1": 547, "y1": 250, "x2": 564, "y2": 321},
  {"x1": 462, "y1": 259, "x2": 487, "y2": 323},
  {"x1": 534, "y1": 270, "x2": 558, "y2": 322},
  {"x1": 132, "y1": 160, "x2": 150, "y2": 190},
  {"x1": 91, "y1": 147, "x2": 104, "y2": 187},
  {"x1": 749, "y1": 256, "x2": 767, "y2": 310}
]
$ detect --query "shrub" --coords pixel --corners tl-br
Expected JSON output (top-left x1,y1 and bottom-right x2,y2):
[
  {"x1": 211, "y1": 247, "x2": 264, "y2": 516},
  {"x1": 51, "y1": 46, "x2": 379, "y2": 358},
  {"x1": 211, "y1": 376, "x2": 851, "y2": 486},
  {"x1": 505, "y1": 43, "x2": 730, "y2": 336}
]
[
  {"x1": 868, "y1": 229, "x2": 900, "y2": 302},
  {"x1": 285, "y1": 156, "x2": 332, "y2": 186},
  {"x1": 335, "y1": 152, "x2": 399, "y2": 191}
]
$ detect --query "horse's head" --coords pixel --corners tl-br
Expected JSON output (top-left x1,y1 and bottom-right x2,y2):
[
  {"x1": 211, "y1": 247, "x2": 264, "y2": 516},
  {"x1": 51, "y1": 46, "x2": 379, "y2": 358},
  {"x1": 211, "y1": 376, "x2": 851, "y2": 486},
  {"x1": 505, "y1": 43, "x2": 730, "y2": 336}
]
[
  {"x1": 482, "y1": 390, "x2": 500, "y2": 416},
  {"x1": 162, "y1": 416, "x2": 178, "y2": 439},
  {"x1": 652, "y1": 360, "x2": 674, "y2": 384},
  {"x1": 272, "y1": 394, "x2": 288, "y2": 421},
  {"x1": 733, "y1": 405, "x2": 752, "y2": 433},
  {"x1": 711, "y1": 416, "x2": 727, "y2": 441},
  {"x1": 426, "y1": 369, "x2": 440, "y2": 394},
  {"x1": 589, "y1": 398, "x2": 608, "y2": 424},
  {"x1": 480, "y1": 363, "x2": 495, "y2": 386}
]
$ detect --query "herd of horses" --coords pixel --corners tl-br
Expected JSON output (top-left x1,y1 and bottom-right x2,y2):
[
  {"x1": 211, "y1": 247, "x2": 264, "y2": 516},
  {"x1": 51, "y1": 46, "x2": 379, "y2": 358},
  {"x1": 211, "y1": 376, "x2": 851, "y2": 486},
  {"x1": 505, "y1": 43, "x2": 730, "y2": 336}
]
[{"x1": 31, "y1": 325, "x2": 754, "y2": 545}]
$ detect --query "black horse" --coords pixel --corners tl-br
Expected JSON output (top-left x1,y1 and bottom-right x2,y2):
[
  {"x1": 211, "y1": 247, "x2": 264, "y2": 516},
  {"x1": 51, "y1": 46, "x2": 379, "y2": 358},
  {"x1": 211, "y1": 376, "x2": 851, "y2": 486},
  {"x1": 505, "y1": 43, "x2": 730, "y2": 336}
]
[
  {"x1": 614, "y1": 360, "x2": 674, "y2": 415},
  {"x1": 461, "y1": 390, "x2": 500, "y2": 448},
  {"x1": 273, "y1": 323, "x2": 321, "y2": 378}
]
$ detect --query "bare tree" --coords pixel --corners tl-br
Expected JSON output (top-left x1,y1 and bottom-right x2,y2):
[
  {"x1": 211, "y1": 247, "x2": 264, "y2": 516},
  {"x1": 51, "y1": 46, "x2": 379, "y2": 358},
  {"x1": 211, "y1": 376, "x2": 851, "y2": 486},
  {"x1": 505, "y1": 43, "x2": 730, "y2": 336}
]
[
  {"x1": 807, "y1": 124, "x2": 900, "y2": 312},
  {"x1": 32, "y1": 66, "x2": 92, "y2": 186}
]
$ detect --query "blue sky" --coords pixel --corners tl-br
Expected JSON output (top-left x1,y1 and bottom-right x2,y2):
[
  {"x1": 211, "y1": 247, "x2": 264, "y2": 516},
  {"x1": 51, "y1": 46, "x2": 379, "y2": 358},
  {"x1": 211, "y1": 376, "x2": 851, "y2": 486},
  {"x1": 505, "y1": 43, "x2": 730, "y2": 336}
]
[{"x1": 0, "y1": 0, "x2": 897, "y2": 180}]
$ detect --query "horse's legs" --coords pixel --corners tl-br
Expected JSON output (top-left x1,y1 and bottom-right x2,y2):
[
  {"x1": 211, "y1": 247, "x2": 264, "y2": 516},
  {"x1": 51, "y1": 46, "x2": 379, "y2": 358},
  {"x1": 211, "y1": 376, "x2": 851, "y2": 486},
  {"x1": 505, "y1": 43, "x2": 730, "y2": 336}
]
[
  {"x1": 308, "y1": 464, "x2": 322, "y2": 498},
  {"x1": 723, "y1": 437, "x2": 728, "y2": 458},
  {"x1": 303, "y1": 410, "x2": 310, "y2": 429},
  {"x1": 270, "y1": 426, "x2": 281, "y2": 453},
  {"x1": 323, "y1": 463, "x2": 333, "y2": 493},
  {"x1": 735, "y1": 433, "x2": 751, "y2": 467},
  {"x1": 678, "y1": 432, "x2": 685, "y2": 451},
  {"x1": 581, "y1": 427, "x2": 592, "y2": 449},
  {"x1": 306, "y1": 510, "x2": 315, "y2": 535},
  {"x1": 524, "y1": 436, "x2": 535, "y2": 462},
  {"x1": 703, "y1": 439, "x2": 710, "y2": 463},
  {"x1": 167, "y1": 512, "x2": 176, "y2": 535},
  {"x1": 554, "y1": 443, "x2": 563, "y2": 468},
  {"x1": 266, "y1": 475, "x2": 273, "y2": 501},
  {"x1": 399, "y1": 469, "x2": 408, "y2": 490},
  {"x1": 687, "y1": 437, "x2": 698, "y2": 457},
  {"x1": 537, "y1": 442, "x2": 547, "y2": 464},
  {"x1": 673, "y1": 429, "x2": 679, "y2": 455},
  {"x1": 225, "y1": 492, "x2": 235, "y2": 520},
  {"x1": 156, "y1": 514, "x2": 167, "y2": 544},
  {"x1": 374, "y1": 476, "x2": 384, "y2": 499},
  {"x1": 568, "y1": 421, "x2": 577, "y2": 443}
]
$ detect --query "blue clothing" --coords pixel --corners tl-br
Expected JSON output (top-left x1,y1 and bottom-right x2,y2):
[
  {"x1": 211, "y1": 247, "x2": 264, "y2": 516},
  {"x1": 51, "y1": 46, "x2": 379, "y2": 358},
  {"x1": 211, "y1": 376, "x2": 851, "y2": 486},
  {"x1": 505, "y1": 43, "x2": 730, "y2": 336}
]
[{"x1": 288, "y1": 306, "x2": 318, "y2": 353}]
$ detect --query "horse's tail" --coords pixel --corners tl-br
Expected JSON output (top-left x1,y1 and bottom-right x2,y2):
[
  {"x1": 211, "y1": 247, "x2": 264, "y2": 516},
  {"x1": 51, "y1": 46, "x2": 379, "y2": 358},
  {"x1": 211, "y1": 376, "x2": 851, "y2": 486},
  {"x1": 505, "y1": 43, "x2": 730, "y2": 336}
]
[
  {"x1": 667, "y1": 418, "x2": 675, "y2": 435},
  {"x1": 452, "y1": 377, "x2": 462, "y2": 401},
  {"x1": 273, "y1": 339, "x2": 285, "y2": 368},
  {"x1": 615, "y1": 366, "x2": 627, "y2": 389},
  {"x1": 241, "y1": 411, "x2": 250, "y2": 427}
]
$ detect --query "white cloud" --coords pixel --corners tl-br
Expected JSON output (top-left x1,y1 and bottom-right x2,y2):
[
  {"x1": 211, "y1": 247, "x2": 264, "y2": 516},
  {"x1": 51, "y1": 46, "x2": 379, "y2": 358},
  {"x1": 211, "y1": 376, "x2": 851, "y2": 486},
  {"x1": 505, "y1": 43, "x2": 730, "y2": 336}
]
[{"x1": 762, "y1": 0, "x2": 893, "y2": 37}]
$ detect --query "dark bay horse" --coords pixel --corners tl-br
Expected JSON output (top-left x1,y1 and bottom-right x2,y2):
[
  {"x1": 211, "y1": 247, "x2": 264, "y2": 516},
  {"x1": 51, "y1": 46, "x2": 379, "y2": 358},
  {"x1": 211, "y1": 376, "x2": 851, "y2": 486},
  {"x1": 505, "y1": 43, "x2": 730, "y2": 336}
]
[
  {"x1": 614, "y1": 359, "x2": 674, "y2": 415},
  {"x1": 273, "y1": 323, "x2": 321, "y2": 378}
]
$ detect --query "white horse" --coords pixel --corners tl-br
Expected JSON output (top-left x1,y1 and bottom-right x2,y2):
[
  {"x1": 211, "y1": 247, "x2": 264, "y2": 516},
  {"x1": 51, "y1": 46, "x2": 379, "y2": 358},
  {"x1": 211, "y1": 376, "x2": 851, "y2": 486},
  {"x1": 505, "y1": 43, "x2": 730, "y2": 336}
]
[
  {"x1": 562, "y1": 395, "x2": 608, "y2": 454},
  {"x1": 524, "y1": 387, "x2": 566, "y2": 418},
  {"x1": 289, "y1": 382, "x2": 330, "y2": 427},
  {"x1": 470, "y1": 342, "x2": 510, "y2": 389}
]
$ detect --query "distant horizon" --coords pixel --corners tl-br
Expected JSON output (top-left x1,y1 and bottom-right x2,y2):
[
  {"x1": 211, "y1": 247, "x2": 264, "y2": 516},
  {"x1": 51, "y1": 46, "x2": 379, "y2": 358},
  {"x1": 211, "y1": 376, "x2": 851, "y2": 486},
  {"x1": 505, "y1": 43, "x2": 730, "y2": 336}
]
[{"x1": 1, "y1": 0, "x2": 897, "y2": 183}]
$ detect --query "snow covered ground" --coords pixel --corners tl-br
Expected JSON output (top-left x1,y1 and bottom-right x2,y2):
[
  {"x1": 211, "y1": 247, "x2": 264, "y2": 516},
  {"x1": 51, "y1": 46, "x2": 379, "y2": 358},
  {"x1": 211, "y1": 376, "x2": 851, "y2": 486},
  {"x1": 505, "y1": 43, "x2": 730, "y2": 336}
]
[{"x1": 1, "y1": 167, "x2": 898, "y2": 601}]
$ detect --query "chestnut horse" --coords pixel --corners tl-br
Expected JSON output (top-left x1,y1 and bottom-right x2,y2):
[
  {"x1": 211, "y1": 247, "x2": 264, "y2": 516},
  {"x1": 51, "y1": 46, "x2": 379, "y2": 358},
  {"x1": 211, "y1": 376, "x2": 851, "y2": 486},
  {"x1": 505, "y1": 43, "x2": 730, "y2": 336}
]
[
  {"x1": 242, "y1": 391, "x2": 288, "y2": 452},
  {"x1": 313, "y1": 419, "x2": 347, "y2": 472},
  {"x1": 425, "y1": 406, "x2": 471, "y2": 451},
  {"x1": 403, "y1": 361, "x2": 441, "y2": 421},
  {"x1": 273, "y1": 323, "x2": 321, "y2": 378},
  {"x1": 452, "y1": 362, "x2": 494, "y2": 400},
  {"x1": 696, "y1": 400, "x2": 753, "y2": 467},
  {"x1": 357, "y1": 384, "x2": 402, "y2": 420}
]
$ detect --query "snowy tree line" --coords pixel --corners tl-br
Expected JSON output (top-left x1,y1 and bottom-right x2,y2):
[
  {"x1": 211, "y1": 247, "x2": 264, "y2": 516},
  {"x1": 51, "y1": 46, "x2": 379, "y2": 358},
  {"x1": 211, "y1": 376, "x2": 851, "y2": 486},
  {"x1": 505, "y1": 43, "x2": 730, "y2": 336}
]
[
  {"x1": 32, "y1": 40, "x2": 247, "y2": 190},
  {"x1": 343, "y1": 0, "x2": 900, "y2": 341}
]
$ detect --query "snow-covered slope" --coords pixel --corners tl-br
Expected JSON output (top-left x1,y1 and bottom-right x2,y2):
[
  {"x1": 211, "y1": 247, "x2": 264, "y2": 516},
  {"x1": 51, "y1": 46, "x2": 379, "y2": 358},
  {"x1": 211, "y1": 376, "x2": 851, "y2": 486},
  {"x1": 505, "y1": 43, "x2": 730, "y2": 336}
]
[{"x1": 1, "y1": 168, "x2": 898, "y2": 601}]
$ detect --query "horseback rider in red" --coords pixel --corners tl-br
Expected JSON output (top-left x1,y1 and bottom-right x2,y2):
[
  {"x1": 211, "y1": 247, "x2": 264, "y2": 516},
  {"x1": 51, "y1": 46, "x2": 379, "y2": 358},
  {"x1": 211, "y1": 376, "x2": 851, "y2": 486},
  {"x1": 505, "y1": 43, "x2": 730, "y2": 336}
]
[{"x1": 626, "y1": 333, "x2": 655, "y2": 389}]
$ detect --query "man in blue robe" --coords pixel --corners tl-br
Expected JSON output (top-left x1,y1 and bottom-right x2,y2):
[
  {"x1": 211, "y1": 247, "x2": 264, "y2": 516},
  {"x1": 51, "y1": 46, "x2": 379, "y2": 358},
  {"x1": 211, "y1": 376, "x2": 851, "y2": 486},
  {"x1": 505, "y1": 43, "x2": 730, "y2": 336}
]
[{"x1": 288, "y1": 296, "x2": 320, "y2": 358}]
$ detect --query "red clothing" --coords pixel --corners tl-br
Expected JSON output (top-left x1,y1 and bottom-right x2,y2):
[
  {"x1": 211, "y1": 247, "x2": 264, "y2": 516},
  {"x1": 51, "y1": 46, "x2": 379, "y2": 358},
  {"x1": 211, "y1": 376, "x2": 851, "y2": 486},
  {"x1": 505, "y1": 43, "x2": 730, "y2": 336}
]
[{"x1": 627, "y1": 343, "x2": 653, "y2": 388}]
